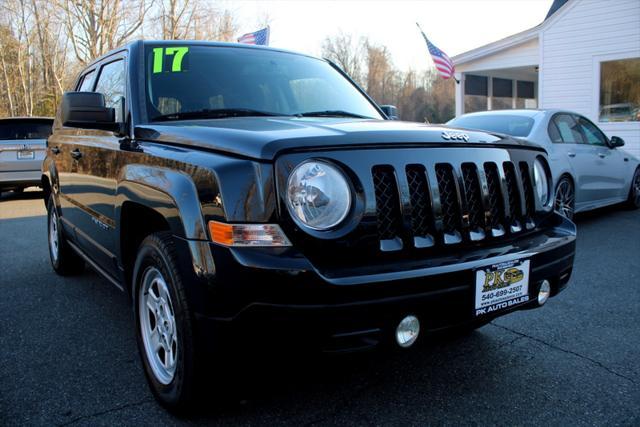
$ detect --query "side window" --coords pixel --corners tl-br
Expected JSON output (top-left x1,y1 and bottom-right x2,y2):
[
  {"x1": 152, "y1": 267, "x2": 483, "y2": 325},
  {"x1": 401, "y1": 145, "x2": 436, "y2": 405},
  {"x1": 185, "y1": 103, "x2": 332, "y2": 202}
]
[
  {"x1": 577, "y1": 116, "x2": 607, "y2": 146},
  {"x1": 552, "y1": 114, "x2": 585, "y2": 144},
  {"x1": 95, "y1": 59, "x2": 126, "y2": 122},
  {"x1": 548, "y1": 120, "x2": 562, "y2": 143},
  {"x1": 78, "y1": 70, "x2": 96, "y2": 91}
]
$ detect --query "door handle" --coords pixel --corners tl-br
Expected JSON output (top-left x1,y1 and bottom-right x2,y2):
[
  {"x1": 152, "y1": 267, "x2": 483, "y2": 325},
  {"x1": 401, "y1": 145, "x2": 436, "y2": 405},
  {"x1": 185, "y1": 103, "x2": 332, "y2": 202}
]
[
  {"x1": 70, "y1": 149, "x2": 83, "y2": 160},
  {"x1": 598, "y1": 153, "x2": 606, "y2": 159},
  {"x1": 567, "y1": 152, "x2": 576, "y2": 158},
  {"x1": 51, "y1": 146, "x2": 60, "y2": 155}
]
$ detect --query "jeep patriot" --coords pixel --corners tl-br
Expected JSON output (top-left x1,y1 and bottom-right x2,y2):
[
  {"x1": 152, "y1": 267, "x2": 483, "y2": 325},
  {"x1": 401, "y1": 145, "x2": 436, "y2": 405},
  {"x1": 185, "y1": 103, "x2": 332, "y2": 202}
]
[{"x1": 42, "y1": 40, "x2": 576, "y2": 410}]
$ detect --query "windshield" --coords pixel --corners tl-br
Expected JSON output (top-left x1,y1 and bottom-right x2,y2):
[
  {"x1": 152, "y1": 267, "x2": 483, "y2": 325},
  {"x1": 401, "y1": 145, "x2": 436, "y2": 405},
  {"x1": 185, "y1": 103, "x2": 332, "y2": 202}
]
[
  {"x1": 144, "y1": 45, "x2": 383, "y2": 121},
  {"x1": 448, "y1": 114, "x2": 535, "y2": 137},
  {"x1": 0, "y1": 120, "x2": 52, "y2": 140}
]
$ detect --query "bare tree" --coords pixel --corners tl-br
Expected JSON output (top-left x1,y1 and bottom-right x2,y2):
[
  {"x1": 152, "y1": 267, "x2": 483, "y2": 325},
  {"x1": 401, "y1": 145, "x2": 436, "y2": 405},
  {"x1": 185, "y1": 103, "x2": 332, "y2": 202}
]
[
  {"x1": 365, "y1": 41, "x2": 394, "y2": 104},
  {"x1": 153, "y1": 0, "x2": 237, "y2": 41},
  {"x1": 57, "y1": 0, "x2": 152, "y2": 64},
  {"x1": 322, "y1": 32, "x2": 365, "y2": 86}
]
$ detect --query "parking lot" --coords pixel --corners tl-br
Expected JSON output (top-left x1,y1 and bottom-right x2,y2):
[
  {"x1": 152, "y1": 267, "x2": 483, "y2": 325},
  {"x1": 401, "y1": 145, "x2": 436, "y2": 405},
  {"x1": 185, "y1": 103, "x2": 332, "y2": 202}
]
[{"x1": 1, "y1": 189, "x2": 639, "y2": 426}]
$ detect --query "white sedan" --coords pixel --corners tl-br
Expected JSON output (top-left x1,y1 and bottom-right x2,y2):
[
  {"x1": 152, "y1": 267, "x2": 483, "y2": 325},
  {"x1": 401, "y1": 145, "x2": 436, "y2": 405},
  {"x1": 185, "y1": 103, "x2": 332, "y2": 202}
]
[{"x1": 448, "y1": 109, "x2": 640, "y2": 220}]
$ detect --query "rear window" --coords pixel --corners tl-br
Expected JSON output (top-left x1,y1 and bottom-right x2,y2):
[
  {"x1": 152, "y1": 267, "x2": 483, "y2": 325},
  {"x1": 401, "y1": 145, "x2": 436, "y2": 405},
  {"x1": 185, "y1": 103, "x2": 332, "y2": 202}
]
[
  {"x1": 448, "y1": 114, "x2": 535, "y2": 137},
  {"x1": 0, "y1": 120, "x2": 53, "y2": 140}
]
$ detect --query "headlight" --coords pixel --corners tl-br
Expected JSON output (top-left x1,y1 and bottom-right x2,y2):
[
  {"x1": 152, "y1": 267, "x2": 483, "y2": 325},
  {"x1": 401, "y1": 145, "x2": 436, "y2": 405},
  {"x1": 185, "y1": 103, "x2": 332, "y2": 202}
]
[
  {"x1": 286, "y1": 161, "x2": 352, "y2": 230},
  {"x1": 533, "y1": 158, "x2": 550, "y2": 206}
]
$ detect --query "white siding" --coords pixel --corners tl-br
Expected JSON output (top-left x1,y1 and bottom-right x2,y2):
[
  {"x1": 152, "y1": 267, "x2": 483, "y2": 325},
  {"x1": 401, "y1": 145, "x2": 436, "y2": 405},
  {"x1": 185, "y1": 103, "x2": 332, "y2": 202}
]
[
  {"x1": 541, "y1": 0, "x2": 640, "y2": 157},
  {"x1": 456, "y1": 38, "x2": 539, "y2": 72}
]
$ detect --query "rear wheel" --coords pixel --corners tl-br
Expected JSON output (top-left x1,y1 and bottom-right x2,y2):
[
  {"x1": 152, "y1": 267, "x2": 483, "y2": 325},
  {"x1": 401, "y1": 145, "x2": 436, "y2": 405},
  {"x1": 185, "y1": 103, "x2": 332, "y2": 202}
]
[
  {"x1": 627, "y1": 168, "x2": 640, "y2": 209},
  {"x1": 554, "y1": 177, "x2": 575, "y2": 220},
  {"x1": 133, "y1": 232, "x2": 199, "y2": 412},
  {"x1": 47, "y1": 196, "x2": 84, "y2": 275}
]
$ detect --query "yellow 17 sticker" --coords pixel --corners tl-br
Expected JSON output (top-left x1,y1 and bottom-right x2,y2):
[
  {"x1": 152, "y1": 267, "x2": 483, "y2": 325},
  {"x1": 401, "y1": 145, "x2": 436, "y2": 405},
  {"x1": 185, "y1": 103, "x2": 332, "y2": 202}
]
[{"x1": 153, "y1": 47, "x2": 189, "y2": 73}]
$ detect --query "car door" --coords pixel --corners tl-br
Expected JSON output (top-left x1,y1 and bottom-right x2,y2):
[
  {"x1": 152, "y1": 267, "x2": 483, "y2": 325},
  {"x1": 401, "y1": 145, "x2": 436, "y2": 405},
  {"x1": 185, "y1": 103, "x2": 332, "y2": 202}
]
[
  {"x1": 53, "y1": 68, "x2": 98, "y2": 236},
  {"x1": 63, "y1": 57, "x2": 127, "y2": 278},
  {"x1": 548, "y1": 113, "x2": 596, "y2": 205},
  {"x1": 574, "y1": 115, "x2": 627, "y2": 202}
]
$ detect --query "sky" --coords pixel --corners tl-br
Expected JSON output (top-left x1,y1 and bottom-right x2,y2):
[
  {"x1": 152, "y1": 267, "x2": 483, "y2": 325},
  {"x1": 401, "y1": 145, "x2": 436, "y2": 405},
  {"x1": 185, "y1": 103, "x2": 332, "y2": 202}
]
[{"x1": 228, "y1": 0, "x2": 553, "y2": 71}]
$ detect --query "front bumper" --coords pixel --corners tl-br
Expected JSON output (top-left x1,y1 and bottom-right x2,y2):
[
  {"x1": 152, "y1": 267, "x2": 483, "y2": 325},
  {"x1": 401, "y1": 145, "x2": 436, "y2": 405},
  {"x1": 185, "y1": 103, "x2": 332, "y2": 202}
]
[{"x1": 186, "y1": 213, "x2": 576, "y2": 352}]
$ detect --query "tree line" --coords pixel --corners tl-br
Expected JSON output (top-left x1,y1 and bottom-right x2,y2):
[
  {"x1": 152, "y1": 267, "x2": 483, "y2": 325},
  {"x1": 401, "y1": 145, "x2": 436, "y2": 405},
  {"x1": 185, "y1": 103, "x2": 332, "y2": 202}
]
[
  {"x1": 0, "y1": 1, "x2": 455, "y2": 123},
  {"x1": 322, "y1": 33, "x2": 455, "y2": 123}
]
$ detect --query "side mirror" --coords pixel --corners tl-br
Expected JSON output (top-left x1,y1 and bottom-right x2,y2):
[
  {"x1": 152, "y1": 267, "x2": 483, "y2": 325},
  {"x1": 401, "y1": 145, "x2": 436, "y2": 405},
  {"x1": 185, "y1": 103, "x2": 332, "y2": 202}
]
[
  {"x1": 380, "y1": 105, "x2": 399, "y2": 120},
  {"x1": 61, "y1": 92, "x2": 119, "y2": 132},
  {"x1": 610, "y1": 136, "x2": 625, "y2": 148}
]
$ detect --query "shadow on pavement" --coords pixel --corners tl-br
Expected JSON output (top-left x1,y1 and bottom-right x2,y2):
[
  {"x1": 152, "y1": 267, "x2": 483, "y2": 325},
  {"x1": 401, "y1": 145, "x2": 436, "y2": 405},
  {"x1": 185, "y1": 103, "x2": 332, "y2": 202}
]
[
  {"x1": 573, "y1": 203, "x2": 632, "y2": 225},
  {"x1": 0, "y1": 188, "x2": 44, "y2": 202}
]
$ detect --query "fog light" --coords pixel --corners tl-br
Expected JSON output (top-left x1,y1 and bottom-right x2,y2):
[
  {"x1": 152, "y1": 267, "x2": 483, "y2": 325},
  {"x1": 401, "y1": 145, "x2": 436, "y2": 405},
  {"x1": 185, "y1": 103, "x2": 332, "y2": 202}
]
[
  {"x1": 396, "y1": 315, "x2": 420, "y2": 348},
  {"x1": 538, "y1": 280, "x2": 551, "y2": 306}
]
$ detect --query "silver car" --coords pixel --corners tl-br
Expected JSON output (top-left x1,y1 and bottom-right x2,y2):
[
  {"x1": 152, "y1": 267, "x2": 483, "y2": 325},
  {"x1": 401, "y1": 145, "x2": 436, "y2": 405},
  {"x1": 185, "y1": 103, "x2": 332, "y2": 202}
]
[
  {"x1": 448, "y1": 110, "x2": 640, "y2": 219},
  {"x1": 0, "y1": 117, "x2": 53, "y2": 194}
]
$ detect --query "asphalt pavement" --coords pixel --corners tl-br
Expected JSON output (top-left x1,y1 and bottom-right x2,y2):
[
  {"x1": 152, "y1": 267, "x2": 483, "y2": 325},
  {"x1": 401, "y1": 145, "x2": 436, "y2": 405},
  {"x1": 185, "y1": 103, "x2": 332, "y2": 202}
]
[{"x1": 1, "y1": 189, "x2": 639, "y2": 426}]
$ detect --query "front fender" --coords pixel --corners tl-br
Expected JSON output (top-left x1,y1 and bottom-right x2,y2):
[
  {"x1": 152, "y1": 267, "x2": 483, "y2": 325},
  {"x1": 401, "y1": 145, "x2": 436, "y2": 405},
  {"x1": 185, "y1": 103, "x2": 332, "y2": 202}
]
[
  {"x1": 116, "y1": 165, "x2": 216, "y2": 278},
  {"x1": 117, "y1": 165, "x2": 208, "y2": 240}
]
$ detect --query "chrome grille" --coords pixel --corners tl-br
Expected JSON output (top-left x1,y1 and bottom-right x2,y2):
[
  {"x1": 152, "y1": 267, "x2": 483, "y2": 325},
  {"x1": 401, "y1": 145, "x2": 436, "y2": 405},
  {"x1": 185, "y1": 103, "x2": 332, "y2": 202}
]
[{"x1": 371, "y1": 160, "x2": 537, "y2": 251}]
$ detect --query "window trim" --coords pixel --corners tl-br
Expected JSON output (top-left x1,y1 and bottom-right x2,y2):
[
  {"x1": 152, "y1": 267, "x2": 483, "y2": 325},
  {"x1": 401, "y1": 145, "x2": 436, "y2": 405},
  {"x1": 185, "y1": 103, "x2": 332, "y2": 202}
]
[
  {"x1": 592, "y1": 50, "x2": 640, "y2": 127},
  {"x1": 547, "y1": 118, "x2": 563, "y2": 144},
  {"x1": 549, "y1": 113, "x2": 586, "y2": 145},
  {"x1": 76, "y1": 68, "x2": 97, "y2": 92},
  {"x1": 93, "y1": 55, "x2": 129, "y2": 125},
  {"x1": 574, "y1": 114, "x2": 609, "y2": 147}
]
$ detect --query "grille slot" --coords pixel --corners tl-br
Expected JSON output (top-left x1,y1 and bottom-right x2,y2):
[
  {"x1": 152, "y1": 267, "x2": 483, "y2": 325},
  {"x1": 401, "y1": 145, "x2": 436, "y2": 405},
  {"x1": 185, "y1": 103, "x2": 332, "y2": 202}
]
[
  {"x1": 503, "y1": 162, "x2": 522, "y2": 232},
  {"x1": 461, "y1": 163, "x2": 485, "y2": 239},
  {"x1": 519, "y1": 162, "x2": 535, "y2": 217},
  {"x1": 406, "y1": 165, "x2": 435, "y2": 248},
  {"x1": 372, "y1": 166, "x2": 403, "y2": 250},
  {"x1": 483, "y1": 162, "x2": 506, "y2": 236},
  {"x1": 436, "y1": 164, "x2": 462, "y2": 244},
  {"x1": 519, "y1": 161, "x2": 536, "y2": 229}
]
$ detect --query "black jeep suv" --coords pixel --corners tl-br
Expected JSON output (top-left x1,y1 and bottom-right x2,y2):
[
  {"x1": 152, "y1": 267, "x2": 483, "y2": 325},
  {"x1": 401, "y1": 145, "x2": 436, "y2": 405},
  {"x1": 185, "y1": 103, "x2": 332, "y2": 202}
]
[{"x1": 42, "y1": 40, "x2": 576, "y2": 410}]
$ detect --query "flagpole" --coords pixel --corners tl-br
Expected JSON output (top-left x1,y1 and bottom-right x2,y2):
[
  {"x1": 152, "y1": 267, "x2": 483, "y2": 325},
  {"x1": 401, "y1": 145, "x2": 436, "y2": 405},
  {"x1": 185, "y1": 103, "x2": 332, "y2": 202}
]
[{"x1": 416, "y1": 23, "x2": 460, "y2": 85}]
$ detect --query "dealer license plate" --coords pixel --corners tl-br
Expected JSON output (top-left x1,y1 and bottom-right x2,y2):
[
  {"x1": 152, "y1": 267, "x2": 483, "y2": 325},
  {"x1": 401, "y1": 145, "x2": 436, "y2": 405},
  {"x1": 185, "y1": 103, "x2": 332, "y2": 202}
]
[
  {"x1": 474, "y1": 259, "x2": 530, "y2": 317},
  {"x1": 17, "y1": 150, "x2": 34, "y2": 160}
]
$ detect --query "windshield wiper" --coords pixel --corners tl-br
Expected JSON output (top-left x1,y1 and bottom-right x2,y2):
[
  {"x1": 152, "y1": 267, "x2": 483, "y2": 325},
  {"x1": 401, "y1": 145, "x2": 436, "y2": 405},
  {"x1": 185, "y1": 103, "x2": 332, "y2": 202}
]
[
  {"x1": 153, "y1": 108, "x2": 287, "y2": 122},
  {"x1": 296, "y1": 110, "x2": 369, "y2": 119}
]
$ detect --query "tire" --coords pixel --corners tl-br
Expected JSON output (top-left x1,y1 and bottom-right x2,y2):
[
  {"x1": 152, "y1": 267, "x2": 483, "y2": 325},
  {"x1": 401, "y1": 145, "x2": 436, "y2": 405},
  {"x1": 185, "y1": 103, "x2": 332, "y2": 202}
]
[
  {"x1": 626, "y1": 168, "x2": 640, "y2": 209},
  {"x1": 47, "y1": 196, "x2": 84, "y2": 275},
  {"x1": 554, "y1": 177, "x2": 575, "y2": 220},
  {"x1": 133, "y1": 232, "x2": 199, "y2": 412}
]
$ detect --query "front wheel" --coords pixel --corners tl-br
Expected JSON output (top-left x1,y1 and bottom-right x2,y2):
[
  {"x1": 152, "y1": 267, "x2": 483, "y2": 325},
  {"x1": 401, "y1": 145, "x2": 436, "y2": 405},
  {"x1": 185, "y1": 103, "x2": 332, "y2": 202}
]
[
  {"x1": 47, "y1": 196, "x2": 84, "y2": 275},
  {"x1": 554, "y1": 177, "x2": 575, "y2": 220},
  {"x1": 626, "y1": 168, "x2": 640, "y2": 209},
  {"x1": 133, "y1": 232, "x2": 199, "y2": 412}
]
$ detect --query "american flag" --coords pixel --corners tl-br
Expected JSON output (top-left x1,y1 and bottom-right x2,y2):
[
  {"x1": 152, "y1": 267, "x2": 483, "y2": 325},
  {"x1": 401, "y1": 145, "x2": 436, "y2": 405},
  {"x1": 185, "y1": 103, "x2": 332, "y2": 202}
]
[
  {"x1": 418, "y1": 27, "x2": 455, "y2": 80},
  {"x1": 237, "y1": 27, "x2": 270, "y2": 46}
]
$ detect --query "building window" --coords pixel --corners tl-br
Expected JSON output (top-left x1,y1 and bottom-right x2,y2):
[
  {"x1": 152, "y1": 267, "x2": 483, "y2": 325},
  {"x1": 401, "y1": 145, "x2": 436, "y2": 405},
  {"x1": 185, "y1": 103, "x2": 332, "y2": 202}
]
[
  {"x1": 464, "y1": 74, "x2": 487, "y2": 113},
  {"x1": 599, "y1": 57, "x2": 640, "y2": 122},
  {"x1": 516, "y1": 81, "x2": 536, "y2": 109},
  {"x1": 492, "y1": 78, "x2": 513, "y2": 110}
]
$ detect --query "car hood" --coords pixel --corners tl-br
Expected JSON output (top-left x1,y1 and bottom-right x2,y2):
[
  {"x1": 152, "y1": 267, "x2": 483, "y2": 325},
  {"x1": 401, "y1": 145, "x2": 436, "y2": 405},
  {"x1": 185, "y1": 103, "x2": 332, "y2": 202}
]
[{"x1": 134, "y1": 117, "x2": 543, "y2": 161}]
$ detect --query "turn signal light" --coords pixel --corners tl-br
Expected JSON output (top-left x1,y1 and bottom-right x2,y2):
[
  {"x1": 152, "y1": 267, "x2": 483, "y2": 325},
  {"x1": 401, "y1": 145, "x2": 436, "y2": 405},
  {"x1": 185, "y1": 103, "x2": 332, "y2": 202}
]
[{"x1": 208, "y1": 221, "x2": 291, "y2": 247}]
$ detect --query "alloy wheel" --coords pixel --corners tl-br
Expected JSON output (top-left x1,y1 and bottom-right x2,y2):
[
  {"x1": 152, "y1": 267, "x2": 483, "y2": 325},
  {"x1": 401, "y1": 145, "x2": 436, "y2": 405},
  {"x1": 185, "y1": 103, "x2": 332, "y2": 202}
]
[
  {"x1": 139, "y1": 267, "x2": 178, "y2": 385},
  {"x1": 49, "y1": 209, "x2": 59, "y2": 262},
  {"x1": 633, "y1": 172, "x2": 640, "y2": 206},
  {"x1": 555, "y1": 179, "x2": 574, "y2": 220}
]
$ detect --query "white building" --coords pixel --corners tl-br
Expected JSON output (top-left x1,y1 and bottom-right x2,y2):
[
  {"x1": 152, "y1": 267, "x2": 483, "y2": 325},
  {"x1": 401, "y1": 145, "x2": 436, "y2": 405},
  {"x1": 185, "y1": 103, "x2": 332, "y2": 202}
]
[{"x1": 452, "y1": 0, "x2": 640, "y2": 156}]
